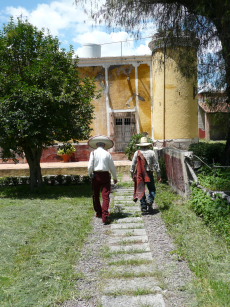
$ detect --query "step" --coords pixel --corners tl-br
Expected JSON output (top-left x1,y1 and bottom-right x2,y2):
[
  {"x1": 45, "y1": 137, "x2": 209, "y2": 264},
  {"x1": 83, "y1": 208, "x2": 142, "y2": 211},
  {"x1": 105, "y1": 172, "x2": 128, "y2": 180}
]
[
  {"x1": 103, "y1": 277, "x2": 161, "y2": 294},
  {"x1": 111, "y1": 223, "x2": 144, "y2": 229},
  {"x1": 110, "y1": 228, "x2": 147, "y2": 237},
  {"x1": 109, "y1": 243, "x2": 150, "y2": 253},
  {"x1": 114, "y1": 217, "x2": 143, "y2": 223},
  {"x1": 109, "y1": 252, "x2": 153, "y2": 262},
  {"x1": 101, "y1": 294, "x2": 166, "y2": 307},
  {"x1": 108, "y1": 235, "x2": 149, "y2": 244},
  {"x1": 106, "y1": 263, "x2": 158, "y2": 276}
]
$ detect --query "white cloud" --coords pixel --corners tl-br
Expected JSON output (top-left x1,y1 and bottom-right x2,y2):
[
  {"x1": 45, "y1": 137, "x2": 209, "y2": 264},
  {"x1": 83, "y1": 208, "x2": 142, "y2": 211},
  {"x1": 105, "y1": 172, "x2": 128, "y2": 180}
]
[
  {"x1": 5, "y1": 6, "x2": 29, "y2": 18},
  {"x1": 135, "y1": 43, "x2": 152, "y2": 55},
  {"x1": 2, "y1": 0, "x2": 155, "y2": 56},
  {"x1": 74, "y1": 30, "x2": 152, "y2": 57},
  {"x1": 4, "y1": 0, "x2": 93, "y2": 36}
]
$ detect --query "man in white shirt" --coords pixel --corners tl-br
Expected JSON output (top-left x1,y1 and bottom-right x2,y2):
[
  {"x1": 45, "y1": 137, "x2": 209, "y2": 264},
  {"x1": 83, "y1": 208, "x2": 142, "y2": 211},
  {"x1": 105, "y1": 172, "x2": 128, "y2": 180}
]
[{"x1": 88, "y1": 135, "x2": 117, "y2": 225}]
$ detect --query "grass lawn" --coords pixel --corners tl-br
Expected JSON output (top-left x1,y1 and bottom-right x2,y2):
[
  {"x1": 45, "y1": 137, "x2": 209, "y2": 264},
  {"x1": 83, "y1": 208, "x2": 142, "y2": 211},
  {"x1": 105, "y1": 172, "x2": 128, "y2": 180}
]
[{"x1": 0, "y1": 184, "x2": 94, "y2": 307}]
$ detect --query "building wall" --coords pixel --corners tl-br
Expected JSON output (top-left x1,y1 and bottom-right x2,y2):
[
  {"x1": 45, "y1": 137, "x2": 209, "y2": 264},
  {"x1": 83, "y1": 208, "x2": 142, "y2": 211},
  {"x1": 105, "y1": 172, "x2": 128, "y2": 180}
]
[
  {"x1": 152, "y1": 48, "x2": 198, "y2": 142},
  {"x1": 109, "y1": 64, "x2": 136, "y2": 110},
  {"x1": 78, "y1": 66, "x2": 107, "y2": 136},
  {"x1": 78, "y1": 58, "x2": 153, "y2": 149},
  {"x1": 138, "y1": 64, "x2": 151, "y2": 135}
]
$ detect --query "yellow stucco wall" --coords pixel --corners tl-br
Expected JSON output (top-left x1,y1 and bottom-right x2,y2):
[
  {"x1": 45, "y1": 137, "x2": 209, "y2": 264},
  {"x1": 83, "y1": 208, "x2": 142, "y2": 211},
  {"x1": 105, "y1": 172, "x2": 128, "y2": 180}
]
[
  {"x1": 138, "y1": 64, "x2": 151, "y2": 135},
  {"x1": 152, "y1": 48, "x2": 198, "y2": 140},
  {"x1": 79, "y1": 63, "x2": 152, "y2": 139},
  {"x1": 78, "y1": 66, "x2": 107, "y2": 136},
  {"x1": 109, "y1": 64, "x2": 136, "y2": 110}
]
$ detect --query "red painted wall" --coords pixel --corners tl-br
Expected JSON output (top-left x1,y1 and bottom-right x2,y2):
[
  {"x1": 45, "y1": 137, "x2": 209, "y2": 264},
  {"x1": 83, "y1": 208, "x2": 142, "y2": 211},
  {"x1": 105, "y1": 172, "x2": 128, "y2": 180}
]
[
  {"x1": 164, "y1": 153, "x2": 185, "y2": 193},
  {"x1": 199, "y1": 128, "x2": 206, "y2": 139}
]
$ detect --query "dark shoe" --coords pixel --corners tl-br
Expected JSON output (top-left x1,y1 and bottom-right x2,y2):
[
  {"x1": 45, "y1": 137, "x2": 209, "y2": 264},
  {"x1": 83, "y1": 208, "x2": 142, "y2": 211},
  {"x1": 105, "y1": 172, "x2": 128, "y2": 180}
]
[
  {"x1": 141, "y1": 205, "x2": 148, "y2": 213},
  {"x1": 147, "y1": 204, "x2": 153, "y2": 212},
  {"x1": 103, "y1": 217, "x2": 111, "y2": 225}
]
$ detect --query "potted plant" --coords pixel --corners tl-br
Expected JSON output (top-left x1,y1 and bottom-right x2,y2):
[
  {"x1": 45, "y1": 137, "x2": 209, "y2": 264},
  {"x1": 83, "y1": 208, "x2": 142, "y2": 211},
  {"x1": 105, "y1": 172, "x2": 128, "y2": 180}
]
[{"x1": 57, "y1": 143, "x2": 76, "y2": 162}]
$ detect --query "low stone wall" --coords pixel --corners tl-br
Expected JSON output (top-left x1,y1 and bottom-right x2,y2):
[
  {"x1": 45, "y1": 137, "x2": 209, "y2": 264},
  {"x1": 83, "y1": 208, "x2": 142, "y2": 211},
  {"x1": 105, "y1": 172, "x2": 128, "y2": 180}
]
[
  {"x1": 0, "y1": 161, "x2": 132, "y2": 178},
  {"x1": 162, "y1": 147, "x2": 193, "y2": 197}
]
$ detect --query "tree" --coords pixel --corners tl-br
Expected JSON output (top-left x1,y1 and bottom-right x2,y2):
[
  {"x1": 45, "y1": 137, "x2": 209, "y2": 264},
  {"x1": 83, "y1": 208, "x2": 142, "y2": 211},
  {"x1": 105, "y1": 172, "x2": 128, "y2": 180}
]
[
  {"x1": 76, "y1": 0, "x2": 230, "y2": 164},
  {"x1": 0, "y1": 18, "x2": 97, "y2": 190}
]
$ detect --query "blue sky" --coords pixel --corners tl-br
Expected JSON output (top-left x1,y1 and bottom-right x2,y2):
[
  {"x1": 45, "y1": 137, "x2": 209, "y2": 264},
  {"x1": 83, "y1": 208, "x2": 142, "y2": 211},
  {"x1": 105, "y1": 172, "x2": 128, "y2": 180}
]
[{"x1": 0, "y1": 0, "x2": 155, "y2": 57}]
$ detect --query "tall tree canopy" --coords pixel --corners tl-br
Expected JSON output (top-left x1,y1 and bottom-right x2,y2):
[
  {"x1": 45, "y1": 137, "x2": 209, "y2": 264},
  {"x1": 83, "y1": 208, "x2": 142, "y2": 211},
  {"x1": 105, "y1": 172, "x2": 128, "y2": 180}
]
[
  {"x1": 0, "y1": 18, "x2": 97, "y2": 189},
  {"x1": 77, "y1": 0, "x2": 230, "y2": 164}
]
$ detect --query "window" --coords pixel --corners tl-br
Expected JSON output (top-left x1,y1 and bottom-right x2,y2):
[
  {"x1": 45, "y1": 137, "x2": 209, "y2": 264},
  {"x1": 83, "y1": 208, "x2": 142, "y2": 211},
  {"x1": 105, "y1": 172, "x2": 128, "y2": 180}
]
[
  {"x1": 115, "y1": 118, "x2": 122, "y2": 125},
  {"x1": 124, "y1": 118, "x2": 131, "y2": 125}
]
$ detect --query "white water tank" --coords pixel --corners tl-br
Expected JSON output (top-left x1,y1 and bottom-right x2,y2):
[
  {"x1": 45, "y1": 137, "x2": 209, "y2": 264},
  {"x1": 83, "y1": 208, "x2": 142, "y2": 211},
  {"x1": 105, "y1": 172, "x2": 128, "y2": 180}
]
[{"x1": 83, "y1": 44, "x2": 101, "y2": 58}]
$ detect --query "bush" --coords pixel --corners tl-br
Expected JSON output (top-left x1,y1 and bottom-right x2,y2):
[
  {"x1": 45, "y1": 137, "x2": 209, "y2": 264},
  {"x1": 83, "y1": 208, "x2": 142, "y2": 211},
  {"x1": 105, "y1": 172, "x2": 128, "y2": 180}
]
[
  {"x1": 197, "y1": 167, "x2": 230, "y2": 191},
  {"x1": 57, "y1": 143, "x2": 76, "y2": 155},
  {"x1": 189, "y1": 187, "x2": 230, "y2": 245},
  {"x1": 189, "y1": 142, "x2": 225, "y2": 165},
  {"x1": 0, "y1": 175, "x2": 91, "y2": 186}
]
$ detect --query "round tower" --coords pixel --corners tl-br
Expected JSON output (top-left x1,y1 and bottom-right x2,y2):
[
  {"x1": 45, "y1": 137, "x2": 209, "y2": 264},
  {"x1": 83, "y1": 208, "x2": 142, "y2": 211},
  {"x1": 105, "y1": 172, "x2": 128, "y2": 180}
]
[{"x1": 149, "y1": 32, "x2": 199, "y2": 149}]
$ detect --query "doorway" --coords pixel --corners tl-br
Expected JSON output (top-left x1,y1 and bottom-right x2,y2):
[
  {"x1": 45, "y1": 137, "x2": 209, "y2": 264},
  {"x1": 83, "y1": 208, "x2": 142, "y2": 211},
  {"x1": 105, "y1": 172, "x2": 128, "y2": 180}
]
[{"x1": 113, "y1": 112, "x2": 136, "y2": 151}]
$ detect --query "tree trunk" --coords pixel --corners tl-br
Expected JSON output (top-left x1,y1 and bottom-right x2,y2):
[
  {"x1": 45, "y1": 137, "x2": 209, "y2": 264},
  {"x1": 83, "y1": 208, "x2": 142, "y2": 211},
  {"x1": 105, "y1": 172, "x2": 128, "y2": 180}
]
[
  {"x1": 215, "y1": 20, "x2": 230, "y2": 165},
  {"x1": 24, "y1": 146, "x2": 43, "y2": 190}
]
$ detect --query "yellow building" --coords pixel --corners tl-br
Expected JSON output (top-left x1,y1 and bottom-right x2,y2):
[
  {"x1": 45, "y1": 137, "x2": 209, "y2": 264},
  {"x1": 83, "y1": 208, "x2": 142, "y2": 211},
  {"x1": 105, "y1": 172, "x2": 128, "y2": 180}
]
[{"x1": 78, "y1": 33, "x2": 199, "y2": 152}]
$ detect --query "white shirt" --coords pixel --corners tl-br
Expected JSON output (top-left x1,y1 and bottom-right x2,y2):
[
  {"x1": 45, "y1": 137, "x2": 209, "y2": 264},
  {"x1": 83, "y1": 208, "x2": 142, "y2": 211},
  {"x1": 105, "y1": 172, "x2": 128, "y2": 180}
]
[{"x1": 88, "y1": 146, "x2": 117, "y2": 180}]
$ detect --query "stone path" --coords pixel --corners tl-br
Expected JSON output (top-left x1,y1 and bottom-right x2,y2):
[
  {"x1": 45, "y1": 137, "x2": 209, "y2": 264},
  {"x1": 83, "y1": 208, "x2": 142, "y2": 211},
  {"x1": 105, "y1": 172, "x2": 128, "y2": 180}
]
[
  {"x1": 100, "y1": 187, "x2": 166, "y2": 307},
  {"x1": 63, "y1": 184, "x2": 196, "y2": 307}
]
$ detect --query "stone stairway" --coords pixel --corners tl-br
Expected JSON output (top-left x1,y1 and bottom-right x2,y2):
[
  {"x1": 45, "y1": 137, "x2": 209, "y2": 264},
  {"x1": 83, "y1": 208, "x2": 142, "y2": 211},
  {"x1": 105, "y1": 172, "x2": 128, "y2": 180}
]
[{"x1": 100, "y1": 187, "x2": 166, "y2": 307}]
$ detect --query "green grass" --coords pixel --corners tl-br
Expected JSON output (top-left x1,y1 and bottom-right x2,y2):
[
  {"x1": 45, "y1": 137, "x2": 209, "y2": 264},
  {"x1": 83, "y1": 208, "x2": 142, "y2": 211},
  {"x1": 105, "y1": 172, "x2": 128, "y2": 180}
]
[
  {"x1": 156, "y1": 182, "x2": 230, "y2": 307},
  {"x1": 197, "y1": 167, "x2": 230, "y2": 191},
  {"x1": 0, "y1": 184, "x2": 94, "y2": 307}
]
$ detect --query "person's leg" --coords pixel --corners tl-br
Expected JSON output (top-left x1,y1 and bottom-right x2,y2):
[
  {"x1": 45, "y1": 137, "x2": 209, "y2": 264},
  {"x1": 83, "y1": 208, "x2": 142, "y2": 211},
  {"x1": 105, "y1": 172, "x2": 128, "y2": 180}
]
[
  {"x1": 146, "y1": 172, "x2": 156, "y2": 210},
  {"x1": 92, "y1": 174, "x2": 102, "y2": 217},
  {"x1": 140, "y1": 194, "x2": 148, "y2": 212},
  {"x1": 101, "y1": 172, "x2": 111, "y2": 224}
]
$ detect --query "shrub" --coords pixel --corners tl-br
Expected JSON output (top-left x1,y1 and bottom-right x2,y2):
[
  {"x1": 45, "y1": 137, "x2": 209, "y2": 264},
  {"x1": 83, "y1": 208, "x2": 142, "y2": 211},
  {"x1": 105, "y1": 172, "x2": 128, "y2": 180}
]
[
  {"x1": 65, "y1": 175, "x2": 72, "y2": 185},
  {"x1": 189, "y1": 187, "x2": 230, "y2": 245},
  {"x1": 71, "y1": 175, "x2": 81, "y2": 184},
  {"x1": 189, "y1": 142, "x2": 225, "y2": 165},
  {"x1": 0, "y1": 175, "x2": 91, "y2": 186},
  {"x1": 56, "y1": 174, "x2": 64, "y2": 185},
  {"x1": 57, "y1": 143, "x2": 76, "y2": 155},
  {"x1": 197, "y1": 167, "x2": 230, "y2": 191}
]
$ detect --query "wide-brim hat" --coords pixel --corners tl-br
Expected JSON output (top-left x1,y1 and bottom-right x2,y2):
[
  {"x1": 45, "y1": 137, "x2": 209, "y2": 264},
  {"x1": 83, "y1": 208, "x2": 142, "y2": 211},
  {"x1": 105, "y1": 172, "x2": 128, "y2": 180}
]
[
  {"x1": 88, "y1": 135, "x2": 114, "y2": 149},
  {"x1": 136, "y1": 136, "x2": 152, "y2": 147}
]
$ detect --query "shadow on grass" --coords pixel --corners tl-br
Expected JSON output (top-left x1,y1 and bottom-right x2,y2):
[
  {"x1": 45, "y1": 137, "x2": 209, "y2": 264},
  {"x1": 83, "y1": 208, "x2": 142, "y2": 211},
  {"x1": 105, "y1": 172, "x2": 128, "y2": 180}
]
[
  {"x1": 109, "y1": 207, "x2": 160, "y2": 223},
  {"x1": 0, "y1": 183, "x2": 92, "y2": 200}
]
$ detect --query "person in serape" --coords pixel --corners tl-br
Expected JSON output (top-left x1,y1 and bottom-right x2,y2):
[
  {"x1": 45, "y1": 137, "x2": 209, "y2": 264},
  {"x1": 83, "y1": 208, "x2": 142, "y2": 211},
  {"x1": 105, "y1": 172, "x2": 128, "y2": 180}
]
[
  {"x1": 88, "y1": 135, "x2": 117, "y2": 225},
  {"x1": 130, "y1": 136, "x2": 162, "y2": 213}
]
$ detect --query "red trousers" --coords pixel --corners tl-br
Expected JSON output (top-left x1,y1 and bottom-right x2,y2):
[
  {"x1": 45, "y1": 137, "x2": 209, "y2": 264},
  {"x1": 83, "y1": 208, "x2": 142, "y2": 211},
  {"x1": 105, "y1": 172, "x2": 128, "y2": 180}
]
[{"x1": 92, "y1": 172, "x2": 111, "y2": 223}]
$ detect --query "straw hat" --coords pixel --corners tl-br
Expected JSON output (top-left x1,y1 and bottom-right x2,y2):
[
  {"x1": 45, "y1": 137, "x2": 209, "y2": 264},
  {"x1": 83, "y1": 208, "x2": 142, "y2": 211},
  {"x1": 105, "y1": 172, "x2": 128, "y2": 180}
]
[
  {"x1": 136, "y1": 136, "x2": 152, "y2": 146},
  {"x1": 88, "y1": 135, "x2": 114, "y2": 149}
]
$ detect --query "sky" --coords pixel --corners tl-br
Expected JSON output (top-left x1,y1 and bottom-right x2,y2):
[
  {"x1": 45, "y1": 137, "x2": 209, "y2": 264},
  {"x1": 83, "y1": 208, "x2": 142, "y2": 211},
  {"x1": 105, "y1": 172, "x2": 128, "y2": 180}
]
[{"x1": 0, "y1": 0, "x2": 156, "y2": 57}]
